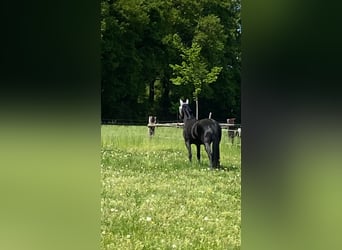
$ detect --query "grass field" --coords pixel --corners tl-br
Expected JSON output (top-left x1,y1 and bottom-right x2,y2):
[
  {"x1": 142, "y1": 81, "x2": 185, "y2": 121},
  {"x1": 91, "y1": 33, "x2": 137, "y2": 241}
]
[{"x1": 101, "y1": 125, "x2": 241, "y2": 249}]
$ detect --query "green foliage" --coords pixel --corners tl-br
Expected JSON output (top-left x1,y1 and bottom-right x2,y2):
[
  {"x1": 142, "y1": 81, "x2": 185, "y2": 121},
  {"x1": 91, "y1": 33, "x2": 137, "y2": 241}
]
[
  {"x1": 101, "y1": 125, "x2": 241, "y2": 249},
  {"x1": 101, "y1": 0, "x2": 241, "y2": 121},
  {"x1": 194, "y1": 14, "x2": 227, "y2": 66},
  {"x1": 170, "y1": 38, "x2": 222, "y2": 100}
]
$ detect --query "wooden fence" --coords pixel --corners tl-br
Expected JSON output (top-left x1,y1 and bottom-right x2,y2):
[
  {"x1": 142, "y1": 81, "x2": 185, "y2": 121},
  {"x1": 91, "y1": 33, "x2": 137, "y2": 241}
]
[{"x1": 147, "y1": 116, "x2": 241, "y2": 143}]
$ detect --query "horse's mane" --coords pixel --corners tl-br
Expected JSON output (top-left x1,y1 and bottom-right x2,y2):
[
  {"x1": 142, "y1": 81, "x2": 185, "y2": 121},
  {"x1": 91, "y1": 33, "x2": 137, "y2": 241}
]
[{"x1": 182, "y1": 104, "x2": 195, "y2": 119}]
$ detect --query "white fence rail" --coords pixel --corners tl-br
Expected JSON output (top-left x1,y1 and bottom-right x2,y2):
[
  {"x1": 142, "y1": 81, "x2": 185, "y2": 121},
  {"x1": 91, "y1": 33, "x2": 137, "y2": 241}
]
[{"x1": 147, "y1": 116, "x2": 241, "y2": 140}]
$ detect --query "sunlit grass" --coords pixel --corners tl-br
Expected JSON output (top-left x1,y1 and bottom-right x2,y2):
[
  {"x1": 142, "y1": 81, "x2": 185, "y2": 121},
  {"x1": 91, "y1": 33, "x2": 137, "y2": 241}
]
[{"x1": 101, "y1": 125, "x2": 241, "y2": 249}]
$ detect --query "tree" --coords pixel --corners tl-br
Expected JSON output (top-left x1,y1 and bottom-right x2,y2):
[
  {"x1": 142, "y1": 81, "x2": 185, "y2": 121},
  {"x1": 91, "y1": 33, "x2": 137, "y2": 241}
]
[
  {"x1": 169, "y1": 34, "x2": 222, "y2": 119},
  {"x1": 101, "y1": 0, "x2": 151, "y2": 119},
  {"x1": 100, "y1": 0, "x2": 241, "y2": 122}
]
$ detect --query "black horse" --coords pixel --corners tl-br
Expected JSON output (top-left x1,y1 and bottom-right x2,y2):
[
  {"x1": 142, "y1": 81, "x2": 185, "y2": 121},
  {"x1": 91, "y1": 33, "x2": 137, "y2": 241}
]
[{"x1": 179, "y1": 99, "x2": 222, "y2": 168}]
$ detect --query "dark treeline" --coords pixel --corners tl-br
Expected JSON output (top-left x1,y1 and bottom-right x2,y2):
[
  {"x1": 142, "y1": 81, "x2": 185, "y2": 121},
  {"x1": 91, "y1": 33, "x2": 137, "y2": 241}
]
[{"x1": 101, "y1": 0, "x2": 241, "y2": 123}]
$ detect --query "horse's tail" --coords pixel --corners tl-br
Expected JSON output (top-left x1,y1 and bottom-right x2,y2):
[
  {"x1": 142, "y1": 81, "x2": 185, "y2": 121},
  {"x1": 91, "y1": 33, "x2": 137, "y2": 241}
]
[
  {"x1": 212, "y1": 122, "x2": 221, "y2": 168},
  {"x1": 212, "y1": 135, "x2": 220, "y2": 168}
]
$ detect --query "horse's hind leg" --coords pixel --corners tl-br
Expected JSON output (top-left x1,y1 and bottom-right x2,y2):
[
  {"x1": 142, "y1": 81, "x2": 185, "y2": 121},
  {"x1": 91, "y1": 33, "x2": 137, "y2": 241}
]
[
  {"x1": 185, "y1": 141, "x2": 192, "y2": 162},
  {"x1": 196, "y1": 144, "x2": 201, "y2": 162},
  {"x1": 204, "y1": 142, "x2": 213, "y2": 168}
]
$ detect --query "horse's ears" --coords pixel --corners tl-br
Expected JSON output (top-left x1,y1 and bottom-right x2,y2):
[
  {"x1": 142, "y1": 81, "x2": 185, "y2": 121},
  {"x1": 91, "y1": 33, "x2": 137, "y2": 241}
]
[{"x1": 180, "y1": 98, "x2": 189, "y2": 105}]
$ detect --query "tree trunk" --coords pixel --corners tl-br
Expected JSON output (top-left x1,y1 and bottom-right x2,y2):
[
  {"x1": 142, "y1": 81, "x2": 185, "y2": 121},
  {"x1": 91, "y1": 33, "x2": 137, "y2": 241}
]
[
  {"x1": 160, "y1": 78, "x2": 170, "y2": 120},
  {"x1": 149, "y1": 79, "x2": 155, "y2": 104},
  {"x1": 195, "y1": 97, "x2": 199, "y2": 120}
]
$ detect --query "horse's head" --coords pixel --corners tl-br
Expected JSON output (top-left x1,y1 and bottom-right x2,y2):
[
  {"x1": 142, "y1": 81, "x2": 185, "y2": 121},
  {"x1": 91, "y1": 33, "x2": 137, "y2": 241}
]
[{"x1": 179, "y1": 99, "x2": 191, "y2": 119}]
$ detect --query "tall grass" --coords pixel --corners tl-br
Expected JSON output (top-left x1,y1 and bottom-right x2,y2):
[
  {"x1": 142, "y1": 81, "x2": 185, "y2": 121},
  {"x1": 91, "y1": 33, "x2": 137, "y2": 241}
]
[{"x1": 101, "y1": 125, "x2": 241, "y2": 249}]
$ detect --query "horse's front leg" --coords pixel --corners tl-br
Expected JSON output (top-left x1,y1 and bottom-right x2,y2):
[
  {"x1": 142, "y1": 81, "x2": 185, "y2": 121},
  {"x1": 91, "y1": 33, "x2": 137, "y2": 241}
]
[
  {"x1": 185, "y1": 141, "x2": 192, "y2": 162},
  {"x1": 196, "y1": 144, "x2": 201, "y2": 162},
  {"x1": 204, "y1": 142, "x2": 213, "y2": 168}
]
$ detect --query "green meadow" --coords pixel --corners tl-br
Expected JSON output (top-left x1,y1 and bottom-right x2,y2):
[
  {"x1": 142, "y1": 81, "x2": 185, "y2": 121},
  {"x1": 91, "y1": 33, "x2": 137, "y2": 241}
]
[{"x1": 101, "y1": 125, "x2": 241, "y2": 249}]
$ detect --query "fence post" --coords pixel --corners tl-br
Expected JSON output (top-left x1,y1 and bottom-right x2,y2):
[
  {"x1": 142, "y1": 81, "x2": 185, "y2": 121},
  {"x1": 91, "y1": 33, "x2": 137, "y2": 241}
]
[
  {"x1": 147, "y1": 116, "x2": 156, "y2": 136},
  {"x1": 227, "y1": 118, "x2": 236, "y2": 144}
]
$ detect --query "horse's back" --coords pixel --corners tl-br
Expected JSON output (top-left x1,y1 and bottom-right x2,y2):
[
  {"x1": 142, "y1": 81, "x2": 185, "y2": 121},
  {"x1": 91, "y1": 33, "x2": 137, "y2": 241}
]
[{"x1": 193, "y1": 118, "x2": 221, "y2": 142}]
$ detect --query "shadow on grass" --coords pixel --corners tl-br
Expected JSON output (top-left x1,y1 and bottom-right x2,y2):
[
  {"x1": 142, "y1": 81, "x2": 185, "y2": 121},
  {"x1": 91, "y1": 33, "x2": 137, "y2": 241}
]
[
  {"x1": 217, "y1": 164, "x2": 240, "y2": 172},
  {"x1": 194, "y1": 161, "x2": 240, "y2": 172}
]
